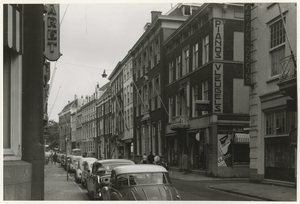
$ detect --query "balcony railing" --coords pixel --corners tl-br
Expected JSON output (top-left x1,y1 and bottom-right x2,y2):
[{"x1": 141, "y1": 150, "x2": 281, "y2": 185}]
[
  {"x1": 278, "y1": 54, "x2": 297, "y2": 83},
  {"x1": 170, "y1": 115, "x2": 190, "y2": 131},
  {"x1": 277, "y1": 54, "x2": 297, "y2": 99}
]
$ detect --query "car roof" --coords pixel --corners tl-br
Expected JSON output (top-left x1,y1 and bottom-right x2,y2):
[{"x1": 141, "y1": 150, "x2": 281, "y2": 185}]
[
  {"x1": 94, "y1": 159, "x2": 134, "y2": 165},
  {"x1": 113, "y1": 164, "x2": 167, "y2": 175},
  {"x1": 79, "y1": 157, "x2": 97, "y2": 163},
  {"x1": 69, "y1": 155, "x2": 82, "y2": 159}
]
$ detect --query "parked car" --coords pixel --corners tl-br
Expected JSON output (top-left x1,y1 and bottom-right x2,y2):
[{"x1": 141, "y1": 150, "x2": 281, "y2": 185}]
[
  {"x1": 68, "y1": 155, "x2": 82, "y2": 173},
  {"x1": 76, "y1": 157, "x2": 98, "y2": 184},
  {"x1": 101, "y1": 164, "x2": 181, "y2": 201},
  {"x1": 86, "y1": 159, "x2": 135, "y2": 199}
]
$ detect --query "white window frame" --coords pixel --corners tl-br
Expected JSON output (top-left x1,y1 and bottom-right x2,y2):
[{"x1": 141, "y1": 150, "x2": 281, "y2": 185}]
[
  {"x1": 269, "y1": 18, "x2": 286, "y2": 77},
  {"x1": 202, "y1": 35, "x2": 209, "y2": 65},
  {"x1": 192, "y1": 43, "x2": 199, "y2": 70},
  {"x1": 201, "y1": 81, "x2": 209, "y2": 115},
  {"x1": 182, "y1": 47, "x2": 189, "y2": 76}
]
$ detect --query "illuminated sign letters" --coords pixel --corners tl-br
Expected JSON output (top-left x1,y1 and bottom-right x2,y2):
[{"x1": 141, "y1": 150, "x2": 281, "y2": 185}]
[{"x1": 44, "y1": 4, "x2": 61, "y2": 61}]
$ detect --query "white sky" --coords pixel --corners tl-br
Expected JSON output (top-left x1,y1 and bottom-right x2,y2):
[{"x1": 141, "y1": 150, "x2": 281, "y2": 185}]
[{"x1": 48, "y1": 2, "x2": 181, "y2": 121}]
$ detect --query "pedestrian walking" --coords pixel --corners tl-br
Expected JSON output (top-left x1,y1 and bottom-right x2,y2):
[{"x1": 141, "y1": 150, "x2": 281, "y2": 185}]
[
  {"x1": 181, "y1": 152, "x2": 189, "y2": 174},
  {"x1": 50, "y1": 152, "x2": 53, "y2": 165},
  {"x1": 142, "y1": 153, "x2": 147, "y2": 164},
  {"x1": 147, "y1": 151, "x2": 154, "y2": 164},
  {"x1": 53, "y1": 152, "x2": 58, "y2": 165}
]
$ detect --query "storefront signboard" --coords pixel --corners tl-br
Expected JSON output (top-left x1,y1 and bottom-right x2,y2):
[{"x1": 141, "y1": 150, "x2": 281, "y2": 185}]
[
  {"x1": 44, "y1": 4, "x2": 61, "y2": 61},
  {"x1": 213, "y1": 63, "x2": 223, "y2": 113},
  {"x1": 213, "y1": 19, "x2": 223, "y2": 60}
]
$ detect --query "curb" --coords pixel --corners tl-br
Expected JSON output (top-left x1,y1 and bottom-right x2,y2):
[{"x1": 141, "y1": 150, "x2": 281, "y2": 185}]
[{"x1": 207, "y1": 186, "x2": 272, "y2": 201}]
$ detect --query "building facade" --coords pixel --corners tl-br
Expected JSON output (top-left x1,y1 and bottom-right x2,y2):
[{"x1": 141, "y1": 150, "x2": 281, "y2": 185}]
[
  {"x1": 59, "y1": 96, "x2": 84, "y2": 154},
  {"x1": 249, "y1": 3, "x2": 297, "y2": 183},
  {"x1": 3, "y1": 4, "x2": 48, "y2": 199},
  {"x1": 122, "y1": 52, "x2": 134, "y2": 158},
  {"x1": 132, "y1": 4, "x2": 202, "y2": 162},
  {"x1": 108, "y1": 62, "x2": 125, "y2": 159},
  {"x1": 163, "y1": 3, "x2": 250, "y2": 177}
]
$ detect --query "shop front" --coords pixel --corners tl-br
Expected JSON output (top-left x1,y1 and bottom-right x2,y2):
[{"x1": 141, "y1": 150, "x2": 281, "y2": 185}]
[{"x1": 265, "y1": 136, "x2": 295, "y2": 182}]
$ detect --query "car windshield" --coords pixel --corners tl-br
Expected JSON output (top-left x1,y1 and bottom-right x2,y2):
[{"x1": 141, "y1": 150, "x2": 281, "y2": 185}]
[
  {"x1": 102, "y1": 163, "x2": 132, "y2": 173},
  {"x1": 116, "y1": 172, "x2": 171, "y2": 187}
]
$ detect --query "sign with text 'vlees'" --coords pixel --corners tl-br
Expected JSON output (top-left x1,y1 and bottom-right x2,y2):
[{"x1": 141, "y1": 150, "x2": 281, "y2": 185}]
[{"x1": 44, "y1": 4, "x2": 61, "y2": 61}]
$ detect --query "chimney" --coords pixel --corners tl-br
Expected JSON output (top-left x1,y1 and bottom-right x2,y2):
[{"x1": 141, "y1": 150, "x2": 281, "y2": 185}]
[{"x1": 151, "y1": 11, "x2": 162, "y2": 22}]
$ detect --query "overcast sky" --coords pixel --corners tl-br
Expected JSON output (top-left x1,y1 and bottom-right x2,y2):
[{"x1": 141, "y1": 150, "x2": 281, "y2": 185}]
[{"x1": 48, "y1": 2, "x2": 182, "y2": 121}]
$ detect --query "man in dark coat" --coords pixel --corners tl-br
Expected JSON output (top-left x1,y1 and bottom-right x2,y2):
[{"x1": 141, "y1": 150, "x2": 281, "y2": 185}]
[{"x1": 147, "y1": 151, "x2": 154, "y2": 164}]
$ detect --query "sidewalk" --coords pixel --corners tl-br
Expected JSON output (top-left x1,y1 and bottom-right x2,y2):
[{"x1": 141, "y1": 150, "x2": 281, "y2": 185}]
[
  {"x1": 168, "y1": 169, "x2": 297, "y2": 201},
  {"x1": 44, "y1": 163, "x2": 88, "y2": 200}
]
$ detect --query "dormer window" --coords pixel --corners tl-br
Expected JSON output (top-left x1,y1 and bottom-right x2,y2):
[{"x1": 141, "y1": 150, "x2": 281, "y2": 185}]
[{"x1": 183, "y1": 5, "x2": 191, "y2": 16}]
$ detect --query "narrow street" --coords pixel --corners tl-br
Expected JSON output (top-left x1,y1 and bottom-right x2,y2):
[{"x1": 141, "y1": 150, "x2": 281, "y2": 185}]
[{"x1": 45, "y1": 163, "x2": 262, "y2": 201}]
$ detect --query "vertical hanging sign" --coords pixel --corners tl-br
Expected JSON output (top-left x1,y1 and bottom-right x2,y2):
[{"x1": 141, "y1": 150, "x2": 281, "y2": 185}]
[
  {"x1": 244, "y1": 4, "x2": 251, "y2": 85},
  {"x1": 213, "y1": 63, "x2": 223, "y2": 113},
  {"x1": 44, "y1": 4, "x2": 61, "y2": 61},
  {"x1": 213, "y1": 19, "x2": 224, "y2": 60}
]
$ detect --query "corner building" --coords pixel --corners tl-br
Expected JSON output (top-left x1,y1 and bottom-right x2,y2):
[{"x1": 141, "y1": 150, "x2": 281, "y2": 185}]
[{"x1": 163, "y1": 3, "x2": 250, "y2": 177}]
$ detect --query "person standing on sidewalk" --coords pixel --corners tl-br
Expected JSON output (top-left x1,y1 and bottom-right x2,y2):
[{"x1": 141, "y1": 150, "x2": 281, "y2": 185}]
[
  {"x1": 53, "y1": 152, "x2": 58, "y2": 165},
  {"x1": 50, "y1": 152, "x2": 53, "y2": 165},
  {"x1": 148, "y1": 152, "x2": 154, "y2": 164},
  {"x1": 182, "y1": 152, "x2": 189, "y2": 174},
  {"x1": 142, "y1": 153, "x2": 147, "y2": 164}
]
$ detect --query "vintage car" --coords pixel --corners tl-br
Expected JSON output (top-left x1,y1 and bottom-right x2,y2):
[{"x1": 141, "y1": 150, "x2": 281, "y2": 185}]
[
  {"x1": 68, "y1": 155, "x2": 82, "y2": 173},
  {"x1": 76, "y1": 157, "x2": 97, "y2": 184},
  {"x1": 101, "y1": 164, "x2": 181, "y2": 201},
  {"x1": 86, "y1": 159, "x2": 135, "y2": 199}
]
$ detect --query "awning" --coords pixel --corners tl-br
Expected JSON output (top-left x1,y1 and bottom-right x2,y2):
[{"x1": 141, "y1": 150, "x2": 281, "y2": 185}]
[{"x1": 234, "y1": 133, "x2": 249, "y2": 144}]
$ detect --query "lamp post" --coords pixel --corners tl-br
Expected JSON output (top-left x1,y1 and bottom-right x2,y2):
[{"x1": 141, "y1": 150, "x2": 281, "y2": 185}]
[{"x1": 65, "y1": 137, "x2": 68, "y2": 181}]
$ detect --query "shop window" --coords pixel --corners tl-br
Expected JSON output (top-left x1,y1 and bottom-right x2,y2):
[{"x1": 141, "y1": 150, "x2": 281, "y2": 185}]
[
  {"x1": 233, "y1": 133, "x2": 250, "y2": 165},
  {"x1": 265, "y1": 110, "x2": 295, "y2": 135}
]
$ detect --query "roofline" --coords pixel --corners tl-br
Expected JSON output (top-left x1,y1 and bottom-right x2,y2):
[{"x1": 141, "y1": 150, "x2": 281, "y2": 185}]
[{"x1": 131, "y1": 15, "x2": 188, "y2": 53}]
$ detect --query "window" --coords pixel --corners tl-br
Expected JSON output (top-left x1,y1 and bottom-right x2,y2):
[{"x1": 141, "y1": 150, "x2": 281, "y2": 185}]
[
  {"x1": 158, "y1": 121, "x2": 162, "y2": 156},
  {"x1": 182, "y1": 47, "x2": 189, "y2": 75},
  {"x1": 137, "y1": 127, "x2": 140, "y2": 155},
  {"x1": 4, "y1": 5, "x2": 22, "y2": 160},
  {"x1": 155, "y1": 76, "x2": 161, "y2": 109},
  {"x1": 202, "y1": 35, "x2": 209, "y2": 64},
  {"x1": 265, "y1": 110, "x2": 296, "y2": 135},
  {"x1": 233, "y1": 133, "x2": 250, "y2": 165},
  {"x1": 192, "y1": 86, "x2": 199, "y2": 117},
  {"x1": 155, "y1": 38, "x2": 160, "y2": 63},
  {"x1": 192, "y1": 43, "x2": 199, "y2": 70},
  {"x1": 152, "y1": 123, "x2": 156, "y2": 154},
  {"x1": 270, "y1": 19, "x2": 286, "y2": 76},
  {"x1": 176, "y1": 56, "x2": 181, "y2": 79},
  {"x1": 169, "y1": 61, "x2": 174, "y2": 83},
  {"x1": 168, "y1": 97, "x2": 173, "y2": 123},
  {"x1": 201, "y1": 81, "x2": 209, "y2": 115}
]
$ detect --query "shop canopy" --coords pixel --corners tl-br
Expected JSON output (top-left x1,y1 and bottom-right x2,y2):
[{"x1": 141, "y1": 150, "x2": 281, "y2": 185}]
[{"x1": 234, "y1": 133, "x2": 250, "y2": 144}]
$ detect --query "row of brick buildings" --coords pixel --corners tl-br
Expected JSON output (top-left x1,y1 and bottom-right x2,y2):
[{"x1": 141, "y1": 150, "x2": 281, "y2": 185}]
[{"x1": 58, "y1": 2, "x2": 297, "y2": 185}]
